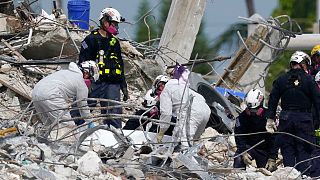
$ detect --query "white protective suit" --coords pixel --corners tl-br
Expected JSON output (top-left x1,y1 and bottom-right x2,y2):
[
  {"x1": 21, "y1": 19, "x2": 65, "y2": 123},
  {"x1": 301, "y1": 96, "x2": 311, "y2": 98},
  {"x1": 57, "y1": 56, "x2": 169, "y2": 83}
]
[
  {"x1": 32, "y1": 62, "x2": 90, "y2": 127},
  {"x1": 159, "y1": 78, "x2": 211, "y2": 146}
]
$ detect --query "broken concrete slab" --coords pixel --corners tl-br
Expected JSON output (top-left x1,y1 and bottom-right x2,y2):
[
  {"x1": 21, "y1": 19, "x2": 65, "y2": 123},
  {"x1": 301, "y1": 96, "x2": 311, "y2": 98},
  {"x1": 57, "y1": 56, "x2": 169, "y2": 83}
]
[
  {"x1": 77, "y1": 151, "x2": 102, "y2": 176},
  {"x1": 0, "y1": 63, "x2": 12, "y2": 73},
  {"x1": 21, "y1": 27, "x2": 87, "y2": 60},
  {"x1": 270, "y1": 167, "x2": 301, "y2": 180},
  {"x1": 0, "y1": 73, "x2": 32, "y2": 100},
  {"x1": 124, "y1": 167, "x2": 145, "y2": 179}
]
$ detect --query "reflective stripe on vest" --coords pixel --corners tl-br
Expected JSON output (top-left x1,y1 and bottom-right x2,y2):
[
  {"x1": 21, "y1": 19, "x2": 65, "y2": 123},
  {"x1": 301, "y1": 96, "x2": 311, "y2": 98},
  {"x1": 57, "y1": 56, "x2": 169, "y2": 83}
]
[
  {"x1": 116, "y1": 69, "x2": 121, "y2": 74},
  {"x1": 101, "y1": 69, "x2": 121, "y2": 75},
  {"x1": 109, "y1": 37, "x2": 117, "y2": 46}
]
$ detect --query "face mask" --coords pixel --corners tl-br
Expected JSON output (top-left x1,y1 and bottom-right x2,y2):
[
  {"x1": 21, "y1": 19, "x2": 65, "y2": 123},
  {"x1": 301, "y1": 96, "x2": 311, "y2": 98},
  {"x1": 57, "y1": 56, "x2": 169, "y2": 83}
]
[
  {"x1": 84, "y1": 79, "x2": 91, "y2": 88},
  {"x1": 245, "y1": 107, "x2": 264, "y2": 116},
  {"x1": 106, "y1": 24, "x2": 118, "y2": 35}
]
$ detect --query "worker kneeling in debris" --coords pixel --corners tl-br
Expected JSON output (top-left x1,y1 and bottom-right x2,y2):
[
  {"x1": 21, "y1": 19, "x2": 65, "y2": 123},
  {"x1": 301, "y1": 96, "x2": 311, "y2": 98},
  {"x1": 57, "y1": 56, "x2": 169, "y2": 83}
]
[
  {"x1": 234, "y1": 89, "x2": 278, "y2": 172},
  {"x1": 32, "y1": 61, "x2": 98, "y2": 136},
  {"x1": 157, "y1": 65, "x2": 211, "y2": 147},
  {"x1": 123, "y1": 75, "x2": 176, "y2": 135}
]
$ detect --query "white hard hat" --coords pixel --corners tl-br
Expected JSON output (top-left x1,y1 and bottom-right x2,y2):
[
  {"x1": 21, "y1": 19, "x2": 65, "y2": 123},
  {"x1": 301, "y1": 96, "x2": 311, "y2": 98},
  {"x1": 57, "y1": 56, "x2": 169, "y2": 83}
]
[
  {"x1": 290, "y1": 51, "x2": 311, "y2": 66},
  {"x1": 315, "y1": 71, "x2": 320, "y2": 82},
  {"x1": 99, "y1": 7, "x2": 121, "y2": 22},
  {"x1": 80, "y1": 60, "x2": 99, "y2": 81},
  {"x1": 152, "y1": 75, "x2": 169, "y2": 94},
  {"x1": 244, "y1": 89, "x2": 264, "y2": 109},
  {"x1": 144, "y1": 89, "x2": 157, "y2": 107}
]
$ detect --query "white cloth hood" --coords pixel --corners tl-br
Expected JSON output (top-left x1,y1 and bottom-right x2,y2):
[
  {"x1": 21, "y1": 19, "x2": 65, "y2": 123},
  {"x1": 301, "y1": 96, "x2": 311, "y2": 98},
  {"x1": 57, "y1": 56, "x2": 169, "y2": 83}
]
[{"x1": 68, "y1": 62, "x2": 82, "y2": 75}]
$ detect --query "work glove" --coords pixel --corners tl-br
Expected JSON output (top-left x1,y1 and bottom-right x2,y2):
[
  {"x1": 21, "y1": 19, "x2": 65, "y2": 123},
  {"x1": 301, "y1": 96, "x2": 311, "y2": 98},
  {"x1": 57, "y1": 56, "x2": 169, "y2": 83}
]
[
  {"x1": 266, "y1": 118, "x2": 277, "y2": 133},
  {"x1": 122, "y1": 88, "x2": 129, "y2": 101},
  {"x1": 265, "y1": 158, "x2": 277, "y2": 172},
  {"x1": 157, "y1": 131, "x2": 165, "y2": 143},
  {"x1": 242, "y1": 152, "x2": 253, "y2": 165}
]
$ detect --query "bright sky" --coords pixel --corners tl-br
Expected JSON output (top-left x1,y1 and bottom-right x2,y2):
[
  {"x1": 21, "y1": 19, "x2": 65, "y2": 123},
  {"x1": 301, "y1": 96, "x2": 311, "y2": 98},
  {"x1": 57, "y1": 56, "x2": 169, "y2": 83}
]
[{"x1": 36, "y1": 0, "x2": 278, "y2": 40}]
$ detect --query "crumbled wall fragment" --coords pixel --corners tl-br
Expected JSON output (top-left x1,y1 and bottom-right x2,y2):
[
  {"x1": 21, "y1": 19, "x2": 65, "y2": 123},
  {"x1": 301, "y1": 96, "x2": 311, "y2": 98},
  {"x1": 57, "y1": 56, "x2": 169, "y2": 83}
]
[{"x1": 77, "y1": 151, "x2": 102, "y2": 176}]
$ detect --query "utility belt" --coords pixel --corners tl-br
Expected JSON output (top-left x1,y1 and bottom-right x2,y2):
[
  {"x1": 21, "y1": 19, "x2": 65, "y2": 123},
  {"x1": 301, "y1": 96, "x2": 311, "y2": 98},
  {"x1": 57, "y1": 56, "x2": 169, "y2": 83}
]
[{"x1": 97, "y1": 65, "x2": 122, "y2": 76}]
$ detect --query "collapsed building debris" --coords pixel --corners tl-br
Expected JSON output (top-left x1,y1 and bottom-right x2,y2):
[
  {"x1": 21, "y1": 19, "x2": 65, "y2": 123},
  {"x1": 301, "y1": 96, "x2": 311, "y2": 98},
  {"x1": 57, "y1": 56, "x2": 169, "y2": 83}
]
[{"x1": 0, "y1": 1, "x2": 317, "y2": 180}]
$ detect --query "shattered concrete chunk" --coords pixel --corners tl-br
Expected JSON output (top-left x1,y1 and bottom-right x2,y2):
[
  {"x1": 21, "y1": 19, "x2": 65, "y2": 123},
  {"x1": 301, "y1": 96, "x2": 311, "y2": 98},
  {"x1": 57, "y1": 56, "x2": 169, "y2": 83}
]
[
  {"x1": 77, "y1": 151, "x2": 102, "y2": 176},
  {"x1": 37, "y1": 143, "x2": 52, "y2": 161},
  {"x1": 124, "y1": 167, "x2": 145, "y2": 179},
  {"x1": 34, "y1": 168, "x2": 61, "y2": 180},
  {"x1": 270, "y1": 167, "x2": 301, "y2": 180},
  {"x1": 0, "y1": 64, "x2": 12, "y2": 73},
  {"x1": 54, "y1": 165, "x2": 79, "y2": 178},
  {"x1": 120, "y1": 41, "x2": 143, "y2": 58},
  {"x1": 201, "y1": 127, "x2": 220, "y2": 139}
]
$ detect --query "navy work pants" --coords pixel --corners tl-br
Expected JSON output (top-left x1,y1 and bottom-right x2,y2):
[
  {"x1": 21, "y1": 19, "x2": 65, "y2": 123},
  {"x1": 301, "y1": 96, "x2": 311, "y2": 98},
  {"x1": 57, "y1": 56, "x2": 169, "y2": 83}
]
[
  {"x1": 89, "y1": 82, "x2": 122, "y2": 128},
  {"x1": 276, "y1": 111, "x2": 315, "y2": 175},
  {"x1": 233, "y1": 148, "x2": 268, "y2": 169},
  {"x1": 309, "y1": 148, "x2": 320, "y2": 177}
]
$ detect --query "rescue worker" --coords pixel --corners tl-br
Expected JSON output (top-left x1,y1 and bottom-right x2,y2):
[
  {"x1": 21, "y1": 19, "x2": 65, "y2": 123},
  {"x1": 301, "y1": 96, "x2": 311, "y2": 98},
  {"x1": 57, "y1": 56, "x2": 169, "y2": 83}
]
[
  {"x1": 310, "y1": 44, "x2": 320, "y2": 76},
  {"x1": 32, "y1": 61, "x2": 98, "y2": 135},
  {"x1": 156, "y1": 65, "x2": 211, "y2": 147},
  {"x1": 123, "y1": 75, "x2": 176, "y2": 135},
  {"x1": 266, "y1": 51, "x2": 320, "y2": 175},
  {"x1": 151, "y1": 75, "x2": 170, "y2": 98},
  {"x1": 78, "y1": 7, "x2": 128, "y2": 128},
  {"x1": 233, "y1": 89, "x2": 278, "y2": 172},
  {"x1": 70, "y1": 61, "x2": 99, "y2": 126}
]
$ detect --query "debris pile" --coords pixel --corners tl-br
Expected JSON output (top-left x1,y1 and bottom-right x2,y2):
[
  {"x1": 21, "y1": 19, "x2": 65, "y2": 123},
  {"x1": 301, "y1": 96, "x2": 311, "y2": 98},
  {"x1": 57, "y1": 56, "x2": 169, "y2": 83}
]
[{"x1": 0, "y1": 2, "x2": 313, "y2": 180}]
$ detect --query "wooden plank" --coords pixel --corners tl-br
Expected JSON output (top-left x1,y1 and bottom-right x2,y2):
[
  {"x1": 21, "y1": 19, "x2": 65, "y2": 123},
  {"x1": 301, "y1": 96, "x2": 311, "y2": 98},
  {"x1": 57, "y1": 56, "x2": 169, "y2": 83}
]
[
  {"x1": 216, "y1": 25, "x2": 269, "y2": 89},
  {"x1": 0, "y1": 74, "x2": 32, "y2": 100},
  {"x1": 1, "y1": 39, "x2": 27, "y2": 62}
]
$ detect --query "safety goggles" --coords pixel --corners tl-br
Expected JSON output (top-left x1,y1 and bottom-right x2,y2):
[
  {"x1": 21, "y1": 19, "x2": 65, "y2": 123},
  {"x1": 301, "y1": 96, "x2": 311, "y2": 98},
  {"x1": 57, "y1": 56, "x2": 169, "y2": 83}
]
[{"x1": 109, "y1": 21, "x2": 119, "y2": 29}]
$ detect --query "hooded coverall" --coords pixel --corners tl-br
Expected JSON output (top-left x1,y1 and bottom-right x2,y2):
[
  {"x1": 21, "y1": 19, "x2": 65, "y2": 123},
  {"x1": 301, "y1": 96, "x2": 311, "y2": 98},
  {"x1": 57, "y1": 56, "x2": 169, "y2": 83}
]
[
  {"x1": 267, "y1": 68, "x2": 320, "y2": 174},
  {"x1": 159, "y1": 79, "x2": 211, "y2": 146},
  {"x1": 32, "y1": 62, "x2": 90, "y2": 129}
]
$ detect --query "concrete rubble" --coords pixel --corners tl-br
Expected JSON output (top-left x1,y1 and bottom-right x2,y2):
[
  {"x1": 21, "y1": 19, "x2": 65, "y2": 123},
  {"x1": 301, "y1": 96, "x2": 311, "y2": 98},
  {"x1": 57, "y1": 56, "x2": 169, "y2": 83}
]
[{"x1": 0, "y1": 2, "x2": 313, "y2": 180}]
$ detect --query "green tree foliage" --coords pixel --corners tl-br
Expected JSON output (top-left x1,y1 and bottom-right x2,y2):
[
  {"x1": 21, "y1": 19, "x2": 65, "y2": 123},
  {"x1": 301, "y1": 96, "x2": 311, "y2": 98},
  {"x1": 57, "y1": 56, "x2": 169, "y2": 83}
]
[
  {"x1": 265, "y1": 50, "x2": 294, "y2": 91},
  {"x1": 265, "y1": 0, "x2": 316, "y2": 92},
  {"x1": 272, "y1": 0, "x2": 315, "y2": 32},
  {"x1": 134, "y1": 0, "x2": 158, "y2": 42},
  {"x1": 158, "y1": 0, "x2": 171, "y2": 35}
]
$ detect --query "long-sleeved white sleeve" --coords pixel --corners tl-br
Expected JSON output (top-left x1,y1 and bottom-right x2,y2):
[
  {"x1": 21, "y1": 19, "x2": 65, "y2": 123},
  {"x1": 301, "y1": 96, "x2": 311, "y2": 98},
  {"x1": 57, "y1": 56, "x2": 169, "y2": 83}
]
[
  {"x1": 76, "y1": 80, "x2": 91, "y2": 118},
  {"x1": 159, "y1": 85, "x2": 173, "y2": 131}
]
